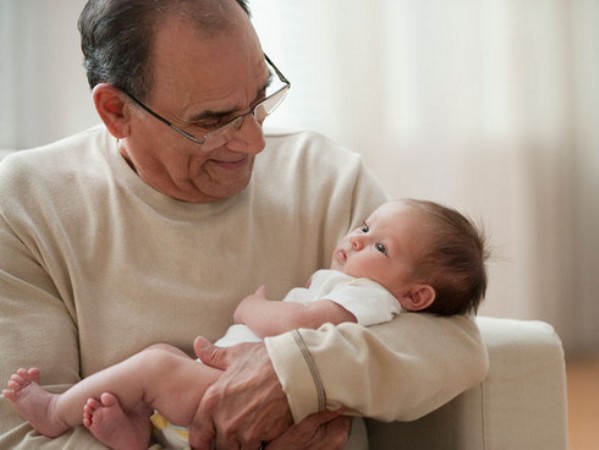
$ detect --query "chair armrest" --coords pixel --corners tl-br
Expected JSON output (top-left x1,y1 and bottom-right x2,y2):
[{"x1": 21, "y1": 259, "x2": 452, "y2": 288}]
[{"x1": 366, "y1": 317, "x2": 568, "y2": 449}]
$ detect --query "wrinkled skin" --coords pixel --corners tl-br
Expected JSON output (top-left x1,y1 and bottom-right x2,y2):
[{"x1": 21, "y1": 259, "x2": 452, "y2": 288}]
[{"x1": 189, "y1": 337, "x2": 350, "y2": 450}]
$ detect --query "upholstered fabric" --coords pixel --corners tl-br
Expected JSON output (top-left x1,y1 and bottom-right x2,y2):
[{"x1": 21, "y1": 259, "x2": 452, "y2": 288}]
[
  {"x1": 0, "y1": 149, "x2": 13, "y2": 160},
  {"x1": 366, "y1": 317, "x2": 568, "y2": 450}
]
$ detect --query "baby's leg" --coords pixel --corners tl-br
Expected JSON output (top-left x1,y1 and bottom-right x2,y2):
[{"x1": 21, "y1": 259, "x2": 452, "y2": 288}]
[
  {"x1": 83, "y1": 392, "x2": 152, "y2": 450},
  {"x1": 3, "y1": 353, "x2": 157, "y2": 437},
  {"x1": 78, "y1": 343, "x2": 222, "y2": 447},
  {"x1": 77, "y1": 343, "x2": 217, "y2": 450},
  {"x1": 2, "y1": 367, "x2": 67, "y2": 437},
  {"x1": 126, "y1": 343, "x2": 223, "y2": 426},
  {"x1": 3, "y1": 343, "x2": 221, "y2": 440}
]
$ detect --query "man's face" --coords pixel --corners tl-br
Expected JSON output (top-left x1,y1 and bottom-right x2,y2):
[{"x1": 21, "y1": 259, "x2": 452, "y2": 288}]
[{"x1": 119, "y1": 9, "x2": 268, "y2": 203}]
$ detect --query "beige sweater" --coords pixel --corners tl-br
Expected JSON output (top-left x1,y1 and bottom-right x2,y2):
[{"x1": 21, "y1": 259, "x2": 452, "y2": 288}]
[{"x1": 0, "y1": 126, "x2": 487, "y2": 448}]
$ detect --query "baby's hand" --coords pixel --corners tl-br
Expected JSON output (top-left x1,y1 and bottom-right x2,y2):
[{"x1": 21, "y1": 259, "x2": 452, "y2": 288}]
[{"x1": 234, "y1": 285, "x2": 268, "y2": 324}]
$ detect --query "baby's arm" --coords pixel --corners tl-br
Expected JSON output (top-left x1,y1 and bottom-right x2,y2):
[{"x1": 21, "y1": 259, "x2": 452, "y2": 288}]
[{"x1": 234, "y1": 286, "x2": 357, "y2": 338}]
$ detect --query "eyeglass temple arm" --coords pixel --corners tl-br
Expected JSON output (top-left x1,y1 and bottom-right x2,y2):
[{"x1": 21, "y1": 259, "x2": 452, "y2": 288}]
[
  {"x1": 264, "y1": 53, "x2": 290, "y2": 87},
  {"x1": 125, "y1": 92, "x2": 203, "y2": 143}
]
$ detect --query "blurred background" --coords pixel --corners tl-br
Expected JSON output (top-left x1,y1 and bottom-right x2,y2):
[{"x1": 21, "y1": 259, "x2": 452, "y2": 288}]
[
  {"x1": 249, "y1": 0, "x2": 599, "y2": 360},
  {"x1": 0, "y1": 0, "x2": 597, "y2": 445}
]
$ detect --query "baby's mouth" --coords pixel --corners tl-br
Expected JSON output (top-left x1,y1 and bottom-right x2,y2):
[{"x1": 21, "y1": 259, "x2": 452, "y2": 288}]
[{"x1": 335, "y1": 248, "x2": 347, "y2": 263}]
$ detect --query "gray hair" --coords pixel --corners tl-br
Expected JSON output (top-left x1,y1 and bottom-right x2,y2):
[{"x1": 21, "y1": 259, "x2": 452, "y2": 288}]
[{"x1": 78, "y1": 0, "x2": 250, "y2": 99}]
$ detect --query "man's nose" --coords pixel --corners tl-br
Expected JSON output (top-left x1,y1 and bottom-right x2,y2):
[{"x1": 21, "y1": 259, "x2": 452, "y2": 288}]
[{"x1": 227, "y1": 114, "x2": 266, "y2": 154}]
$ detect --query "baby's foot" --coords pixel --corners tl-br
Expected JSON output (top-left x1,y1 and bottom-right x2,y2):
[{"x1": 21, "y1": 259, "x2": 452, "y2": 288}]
[
  {"x1": 3, "y1": 367, "x2": 41, "y2": 399},
  {"x1": 83, "y1": 392, "x2": 151, "y2": 450},
  {"x1": 2, "y1": 368, "x2": 67, "y2": 437}
]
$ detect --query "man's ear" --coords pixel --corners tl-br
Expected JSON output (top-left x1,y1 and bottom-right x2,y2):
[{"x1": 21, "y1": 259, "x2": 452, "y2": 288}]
[
  {"x1": 398, "y1": 284, "x2": 436, "y2": 312},
  {"x1": 92, "y1": 83, "x2": 131, "y2": 139}
]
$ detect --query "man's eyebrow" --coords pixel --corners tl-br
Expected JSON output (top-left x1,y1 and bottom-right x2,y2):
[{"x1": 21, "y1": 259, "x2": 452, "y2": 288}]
[
  {"x1": 188, "y1": 109, "x2": 235, "y2": 123},
  {"x1": 188, "y1": 70, "x2": 274, "y2": 124}
]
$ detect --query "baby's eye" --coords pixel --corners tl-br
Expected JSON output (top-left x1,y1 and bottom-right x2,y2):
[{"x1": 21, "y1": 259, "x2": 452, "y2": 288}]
[
  {"x1": 375, "y1": 243, "x2": 387, "y2": 254},
  {"x1": 361, "y1": 224, "x2": 369, "y2": 233}
]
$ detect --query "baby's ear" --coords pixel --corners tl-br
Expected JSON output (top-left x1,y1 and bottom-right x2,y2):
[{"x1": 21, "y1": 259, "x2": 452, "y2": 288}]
[{"x1": 399, "y1": 284, "x2": 436, "y2": 312}]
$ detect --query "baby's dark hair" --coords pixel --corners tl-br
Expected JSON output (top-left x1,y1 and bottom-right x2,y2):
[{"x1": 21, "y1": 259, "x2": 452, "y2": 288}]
[{"x1": 405, "y1": 199, "x2": 489, "y2": 316}]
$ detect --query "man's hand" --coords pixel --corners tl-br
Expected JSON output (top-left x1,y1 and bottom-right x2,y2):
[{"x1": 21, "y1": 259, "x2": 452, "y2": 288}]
[
  {"x1": 265, "y1": 410, "x2": 352, "y2": 450},
  {"x1": 189, "y1": 337, "x2": 293, "y2": 450}
]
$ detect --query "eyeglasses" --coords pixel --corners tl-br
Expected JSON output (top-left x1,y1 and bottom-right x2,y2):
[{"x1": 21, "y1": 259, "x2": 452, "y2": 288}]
[{"x1": 122, "y1": 54, "x2": 290, "y2": 151}]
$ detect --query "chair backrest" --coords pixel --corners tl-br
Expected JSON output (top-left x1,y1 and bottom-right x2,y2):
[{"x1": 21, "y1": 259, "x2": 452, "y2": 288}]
[{"x1": 0, "y1": 149, "x2": 15, "y2": 161}]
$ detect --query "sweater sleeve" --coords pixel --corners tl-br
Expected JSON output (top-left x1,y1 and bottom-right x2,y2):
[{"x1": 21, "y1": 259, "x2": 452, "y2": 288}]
[
  {"x1": 0, "y1": 221, "x2": 107, "y2": 448},
  {"x1": 265, "y1": 313, "x2": 488, "y2": 423}
]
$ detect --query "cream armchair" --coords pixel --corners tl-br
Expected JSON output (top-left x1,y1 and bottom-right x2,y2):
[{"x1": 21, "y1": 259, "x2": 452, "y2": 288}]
[{"x1": 366, "y1": 317, "x2": 569, "y2": 449}]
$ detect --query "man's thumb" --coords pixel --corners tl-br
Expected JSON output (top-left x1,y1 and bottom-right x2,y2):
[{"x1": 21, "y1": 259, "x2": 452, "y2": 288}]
[{"x1": 193, "y1": 336, "x2": 229, "y2": 370}]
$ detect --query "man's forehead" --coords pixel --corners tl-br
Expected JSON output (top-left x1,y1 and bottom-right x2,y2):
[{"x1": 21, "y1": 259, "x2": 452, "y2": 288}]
[
  {"x1": 148, "y1": 13, "x2": 266, "y2": 106},
  {"x1": 187, "y1": 69, "x2": 271, "y2": 123}
]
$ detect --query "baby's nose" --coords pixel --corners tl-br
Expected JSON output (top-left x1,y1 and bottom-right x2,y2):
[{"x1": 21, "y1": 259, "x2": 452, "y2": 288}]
[{"x1": 350, "y1": 236, "x2": 364, "y2": 250}]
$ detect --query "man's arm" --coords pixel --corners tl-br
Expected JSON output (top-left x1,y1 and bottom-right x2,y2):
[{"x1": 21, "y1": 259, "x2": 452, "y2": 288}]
[
  {"x1": 0, "y1": 192, "x2": 106, "y2": 448},
  {"x1": 0, "y1": 268, "x2": 108, "y2": 447},
  {"x1": 266, "y1": 313, "x2": 489, "y2": 423},
  {"x1": 189, "y1": 312, "x2": 487, "y2": 449}
]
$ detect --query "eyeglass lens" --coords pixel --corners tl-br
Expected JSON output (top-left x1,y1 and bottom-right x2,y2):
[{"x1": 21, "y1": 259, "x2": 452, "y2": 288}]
[{"x1": 201, "y1": 86, "x2": 289, "y2": 150}]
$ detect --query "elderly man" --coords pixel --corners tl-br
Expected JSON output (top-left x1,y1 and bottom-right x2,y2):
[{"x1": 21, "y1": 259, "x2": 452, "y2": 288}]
[{"x1": 0, "y1": 0, "x2": 487, "y2": 449}]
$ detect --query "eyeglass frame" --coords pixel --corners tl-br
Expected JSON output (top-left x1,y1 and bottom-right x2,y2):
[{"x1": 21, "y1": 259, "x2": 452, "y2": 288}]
[{"x1": 120, "y1": 54, "x2": 290, "y2": 149}]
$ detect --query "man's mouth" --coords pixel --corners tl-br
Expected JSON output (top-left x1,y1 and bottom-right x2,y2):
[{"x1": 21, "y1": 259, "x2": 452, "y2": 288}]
[{"x1": 209, "y1": 155, "x2": 251, "y2": 170}]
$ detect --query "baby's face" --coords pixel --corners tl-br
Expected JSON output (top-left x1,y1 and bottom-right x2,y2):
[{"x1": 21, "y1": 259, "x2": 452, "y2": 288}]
[{"x1": 330, "y1": 201, "x2": 430, "y2": 298}]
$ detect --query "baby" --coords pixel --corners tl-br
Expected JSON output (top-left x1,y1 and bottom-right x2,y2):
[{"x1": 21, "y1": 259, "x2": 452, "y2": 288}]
[{"x1": 3, "y1": 199, "x2": 488, "y2": 450}]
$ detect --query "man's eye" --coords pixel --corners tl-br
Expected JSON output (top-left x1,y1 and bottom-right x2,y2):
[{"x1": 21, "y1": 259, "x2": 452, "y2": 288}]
[
  {"x1": 195, "y1": 121, "x2": 224, "y2": 132},
  {"x1": 375, "y1": 243, "x2": 387, "y2": 254}
]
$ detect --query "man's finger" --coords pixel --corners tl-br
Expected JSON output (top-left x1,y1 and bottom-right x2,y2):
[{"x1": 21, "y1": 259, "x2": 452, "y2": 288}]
[
  {"x1": 298, "y1": 408, "x2": 346, "y2": 428},
  {"x1": 263, "y1": 410, "x2": 352, "y2": 450},
  {"x1": 193, "y1": 336, "x2": 231, "y2": 370},
  {"x1": 194, "y1": 336, "x2": 262, "y2": 371},
  {"x1": 188, "y1": 406, "x2": 216, "y2": 450}
]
